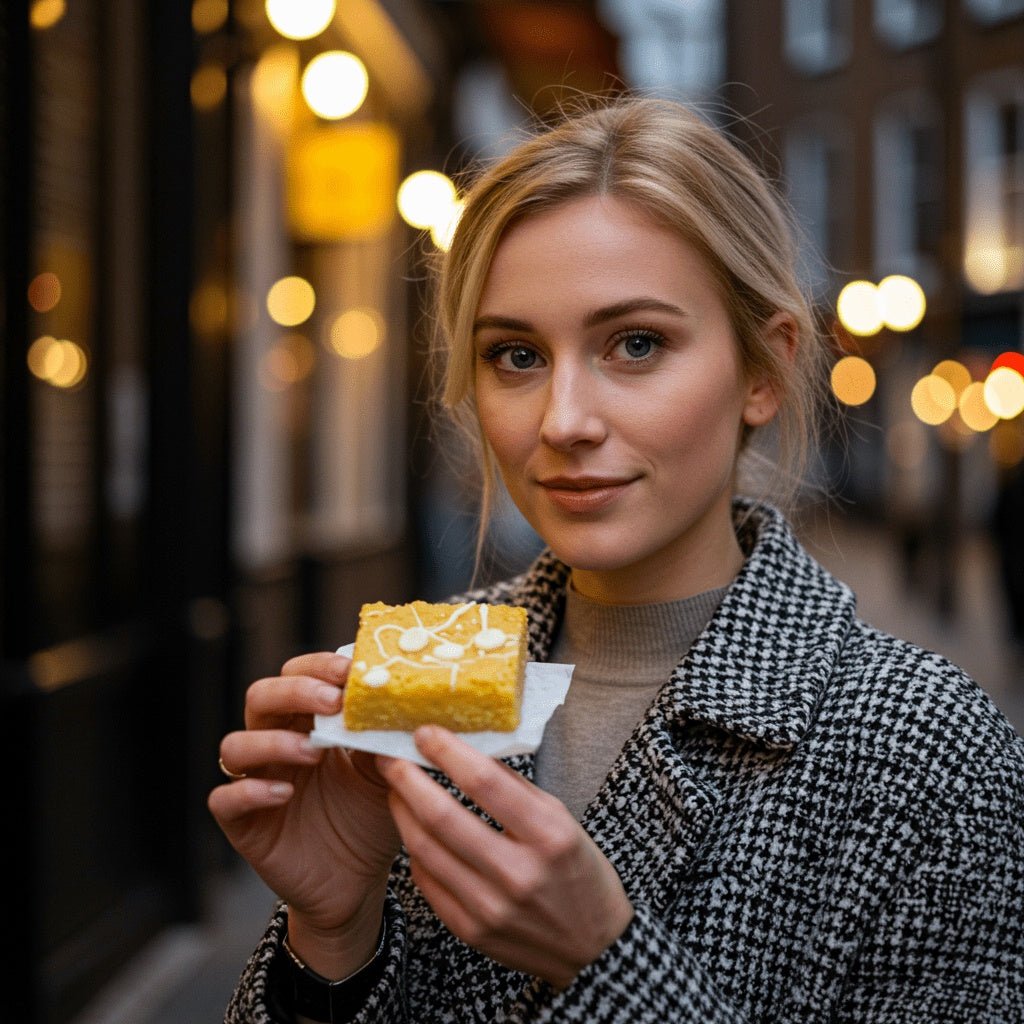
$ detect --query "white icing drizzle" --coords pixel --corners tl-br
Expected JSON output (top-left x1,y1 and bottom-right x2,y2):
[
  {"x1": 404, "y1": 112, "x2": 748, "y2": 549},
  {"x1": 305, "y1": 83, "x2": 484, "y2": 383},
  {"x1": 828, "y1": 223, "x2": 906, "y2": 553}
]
[
  {"x1": 432, "y1": 642, "x2": 464, "y2": 660},
  {"x1": 363, "y1": 666, "x2": 391, "y2": 687},
  {"x1": 361, "y1": 602, "x2": 517, "y2": 692},
  {"x1": 398, "y1": 627, "x2": 429, "y2": 652}
]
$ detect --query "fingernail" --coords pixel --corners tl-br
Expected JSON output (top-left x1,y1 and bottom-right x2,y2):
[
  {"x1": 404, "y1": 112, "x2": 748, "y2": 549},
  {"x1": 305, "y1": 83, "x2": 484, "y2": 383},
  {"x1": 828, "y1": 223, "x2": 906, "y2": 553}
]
[
  {"x1": 298, "y1": 737, "x2": 318, "y2": 756},
  {"x1": 268, "y1": 782, "x2": 292, "y2": 801},
  {"x1": 317, "y1": 684, "x2": 341, "y2": 709},
  {"x1": 330, "y1": 654, "x2": 351, "y2": 674},
  {"x1": 416, "y1": 724, "x2": 442, "y2": 745}
]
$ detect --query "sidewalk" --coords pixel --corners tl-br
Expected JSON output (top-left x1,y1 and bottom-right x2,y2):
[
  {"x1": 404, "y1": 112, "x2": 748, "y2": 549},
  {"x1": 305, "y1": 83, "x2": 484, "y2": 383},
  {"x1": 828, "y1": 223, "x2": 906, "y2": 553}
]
[{"x1": 70, "y1": 511, "x2": 1024, "y2": 1024}]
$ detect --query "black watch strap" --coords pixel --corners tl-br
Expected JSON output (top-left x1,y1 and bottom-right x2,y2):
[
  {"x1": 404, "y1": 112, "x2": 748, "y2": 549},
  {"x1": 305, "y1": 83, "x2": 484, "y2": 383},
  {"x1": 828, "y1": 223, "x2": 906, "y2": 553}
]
[{"x1": 270, "y1": 922, "x2": 387, "y2": 1024}]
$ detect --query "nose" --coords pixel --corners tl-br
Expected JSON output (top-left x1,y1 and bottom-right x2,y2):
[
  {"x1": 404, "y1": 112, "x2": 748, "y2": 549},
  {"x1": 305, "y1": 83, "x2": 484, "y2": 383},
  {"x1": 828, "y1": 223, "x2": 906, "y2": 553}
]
[{"x1": 539, "y1": 365, "x2": 607, "y2": 451}]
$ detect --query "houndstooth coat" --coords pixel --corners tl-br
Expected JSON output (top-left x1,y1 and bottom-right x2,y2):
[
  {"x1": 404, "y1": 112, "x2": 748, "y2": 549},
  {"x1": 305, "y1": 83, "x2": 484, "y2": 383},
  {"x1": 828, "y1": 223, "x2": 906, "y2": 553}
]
[{"x1": 226, "y1": 502, "x2": 1024, "y2": 1023}]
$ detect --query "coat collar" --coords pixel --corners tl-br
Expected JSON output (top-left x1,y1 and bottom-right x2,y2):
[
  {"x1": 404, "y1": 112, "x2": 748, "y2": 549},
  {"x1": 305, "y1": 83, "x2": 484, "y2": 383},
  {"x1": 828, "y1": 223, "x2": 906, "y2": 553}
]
[{"x1": 505, "y1": 501, "x2": 856, "y2": 752}]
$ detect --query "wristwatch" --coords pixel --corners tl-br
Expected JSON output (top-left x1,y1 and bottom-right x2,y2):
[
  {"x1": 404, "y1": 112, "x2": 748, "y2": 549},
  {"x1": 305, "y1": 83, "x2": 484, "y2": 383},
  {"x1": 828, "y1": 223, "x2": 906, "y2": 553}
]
[{"x1": 274, "y1": 922, "x2": 387, "y2": 1024}]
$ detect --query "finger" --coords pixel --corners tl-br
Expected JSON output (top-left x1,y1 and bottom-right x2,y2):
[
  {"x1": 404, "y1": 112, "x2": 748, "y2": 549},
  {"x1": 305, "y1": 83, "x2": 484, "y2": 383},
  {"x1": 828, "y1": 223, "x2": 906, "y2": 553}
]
[
  {"x1": 208, "y1": 778, "x2": 294, "y2": 826},
  {"x1": 411, "y1": 726, "x2": 564, "y2": 840},
  {"x1": 281, "y1": 651, "x2": 351, "y2": 681},
  {"x1": 244, "y1": 672, "x2": 343, "y2": 729},
  {"x1": 220, "y1": 729, "x2": 324, "y2": 775}
]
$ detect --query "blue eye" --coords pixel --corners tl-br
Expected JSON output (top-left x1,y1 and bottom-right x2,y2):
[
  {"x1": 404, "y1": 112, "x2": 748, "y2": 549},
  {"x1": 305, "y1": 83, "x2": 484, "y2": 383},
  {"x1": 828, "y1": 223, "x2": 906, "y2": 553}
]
[
  {"x1": 613, "y1": 329, "x2": 662, "y2": 361},
  {"x1": 507, "y1": 346, "x2": 537, "y2": 369}
]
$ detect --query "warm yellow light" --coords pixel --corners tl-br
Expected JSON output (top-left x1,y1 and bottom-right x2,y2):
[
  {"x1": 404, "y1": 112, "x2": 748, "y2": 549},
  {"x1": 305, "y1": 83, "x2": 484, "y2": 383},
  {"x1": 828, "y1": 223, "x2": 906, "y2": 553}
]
[
  {"x1": 265, "y1": 0, "x2": 336, "y2": 40},
  {"x1": 983, "y1": 366, "x2": 1024, "y2": 420},
  {"x1": 878, "y1": 275, "x2": 926, "y2": 331},
  {"x1": 836, "y1": 280, "x2": 883, "y2": 337},
  {"x1": 430, "y1": 199, "x2": 465, "y2": 252},
  {"x1": 958, "y1": 382, "x2": 998, "y2": 433},
  {"x1": 28, "y1": 335, "x2": 87, "y2": 389},
  {"x1": 300, "y1": 51, "x2": 368, "y2": 120},
  {"x1": 27, "y1": 336, "x2": 57, "y2": 379},
  {"x1": 931, "y1": 359, "x2": 971, "y2": 398},
  {"x1": 329, "y1": 307, "x2": 384, "y2": 359},
  {"x1": 964, "y1": 246, "x2": 1009, "y2": 295},
  {"x1": 911, "y1": 374, "x2": 956, "y2": 425},
  {"x1": 267, "y1": 276, "x2": 316, "y2": 327},
  {"x1": 251, "y1": 44, "x2": 299, "y2": 136},
  {"x1": 191, "y1": 63, "x2": 227, "y2": 110},
  {"x1": 30, "y1": 0, "x2": 65, "y2": 30},
  {"x1": 27, "y1": 271, "x2": 61, "y2": 313},
  {"x1": 192, "y1": 0, "x2": 228, "y2": 33},
  {"x1": 830, "y1": 355, "x2": 876, "y2": 406},
  {"x1": 397, "y1": 171, "x2": 458, "y2": 232}
]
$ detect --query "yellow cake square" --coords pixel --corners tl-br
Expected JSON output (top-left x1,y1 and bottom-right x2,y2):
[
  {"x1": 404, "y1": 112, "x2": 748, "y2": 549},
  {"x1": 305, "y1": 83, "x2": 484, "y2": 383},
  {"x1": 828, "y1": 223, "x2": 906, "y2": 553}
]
[{"x1": 343, "y1": 601, "x2": 530, "y2": 732}]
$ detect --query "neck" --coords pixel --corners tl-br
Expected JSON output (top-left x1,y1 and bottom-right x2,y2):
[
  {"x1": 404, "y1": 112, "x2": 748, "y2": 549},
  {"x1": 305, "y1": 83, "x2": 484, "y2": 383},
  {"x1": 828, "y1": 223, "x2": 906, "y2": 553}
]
[{"x1": 570, "y1": 529, "x2": 744, "y2": 605}]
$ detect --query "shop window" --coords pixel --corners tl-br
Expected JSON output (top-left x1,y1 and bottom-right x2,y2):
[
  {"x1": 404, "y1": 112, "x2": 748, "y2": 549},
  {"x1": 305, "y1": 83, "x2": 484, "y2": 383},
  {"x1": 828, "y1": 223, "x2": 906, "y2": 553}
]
[
  {"x1": 598, "y1": 0, "x2": 725, "y2": 98},
  {"x1": 785, "y1": 120, "x2": 853, "y2": 299},
  {"x1": 874, "y1": 94, "x2": 943, "y2": 292},
  {"x1": 963, "y1": 72, "x2": 1024, "y2": 294},
  {"x1": 784, "y1": 0, "x2": 852, "y2": 75},
  {"x1": 873, "y1": 0, "x2": 943, "y2": 48}
]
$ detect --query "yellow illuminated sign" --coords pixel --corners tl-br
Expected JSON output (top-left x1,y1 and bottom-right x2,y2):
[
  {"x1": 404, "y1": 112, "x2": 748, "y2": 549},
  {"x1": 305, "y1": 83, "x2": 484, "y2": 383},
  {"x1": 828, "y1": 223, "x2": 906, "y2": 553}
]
[{"x1": 287, "y1": 123, "x2": 399, "y2": 242}]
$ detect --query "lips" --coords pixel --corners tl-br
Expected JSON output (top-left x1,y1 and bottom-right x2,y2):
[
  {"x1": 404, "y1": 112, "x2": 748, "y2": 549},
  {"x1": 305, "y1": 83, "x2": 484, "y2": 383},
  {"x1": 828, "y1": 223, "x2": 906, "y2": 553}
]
[{"x1": 537, "y1": 475, "x2": 637, "y2": 513}]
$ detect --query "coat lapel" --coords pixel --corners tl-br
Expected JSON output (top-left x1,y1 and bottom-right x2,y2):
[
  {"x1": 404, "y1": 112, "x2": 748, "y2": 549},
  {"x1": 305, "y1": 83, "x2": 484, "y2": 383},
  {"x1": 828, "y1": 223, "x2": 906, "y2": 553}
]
[{"x1": 499, "y1": 503, "x2": 857, "y2": 912}]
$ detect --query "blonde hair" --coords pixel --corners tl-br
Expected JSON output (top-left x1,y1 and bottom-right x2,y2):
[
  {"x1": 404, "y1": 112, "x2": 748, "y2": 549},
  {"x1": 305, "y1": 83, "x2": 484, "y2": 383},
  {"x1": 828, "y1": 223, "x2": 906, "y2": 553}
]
[{"x1": 433, "y1": 96, "x2": 827, "y2": 549}]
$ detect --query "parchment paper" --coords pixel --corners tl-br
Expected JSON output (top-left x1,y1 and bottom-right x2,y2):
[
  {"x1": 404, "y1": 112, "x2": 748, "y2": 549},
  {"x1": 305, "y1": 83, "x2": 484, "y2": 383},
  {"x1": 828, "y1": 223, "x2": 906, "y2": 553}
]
[{"x1": 309, "y1": 644, "x2": 574, "y2": 768}]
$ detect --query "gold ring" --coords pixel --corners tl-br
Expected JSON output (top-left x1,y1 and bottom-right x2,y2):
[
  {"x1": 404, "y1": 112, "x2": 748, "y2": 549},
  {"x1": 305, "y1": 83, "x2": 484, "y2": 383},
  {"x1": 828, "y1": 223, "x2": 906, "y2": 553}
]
[{"x1": 218, "y1": 756, "x2": 247, "y2": 781}]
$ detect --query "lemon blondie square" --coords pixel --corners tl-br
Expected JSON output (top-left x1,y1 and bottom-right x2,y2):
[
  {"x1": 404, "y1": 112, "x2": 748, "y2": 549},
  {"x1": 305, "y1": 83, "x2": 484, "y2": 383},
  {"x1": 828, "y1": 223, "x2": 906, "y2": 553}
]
[{"x1": 343, "y1": 601, "x2": 529, "y2": 732}]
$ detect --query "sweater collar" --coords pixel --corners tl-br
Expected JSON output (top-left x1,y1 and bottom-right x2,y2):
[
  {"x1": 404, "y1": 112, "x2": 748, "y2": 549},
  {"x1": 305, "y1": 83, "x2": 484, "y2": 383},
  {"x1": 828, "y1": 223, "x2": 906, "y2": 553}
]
[{"x1": 507, "y1": 501, "x2": 856, "y2": 751}]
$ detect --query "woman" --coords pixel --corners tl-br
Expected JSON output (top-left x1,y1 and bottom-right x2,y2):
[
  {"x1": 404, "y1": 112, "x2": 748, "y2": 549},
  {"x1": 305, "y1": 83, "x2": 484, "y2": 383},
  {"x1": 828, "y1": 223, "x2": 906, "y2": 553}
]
[{"x1": 210, "y1": 98, "x2": 1024, "y2": 1023}]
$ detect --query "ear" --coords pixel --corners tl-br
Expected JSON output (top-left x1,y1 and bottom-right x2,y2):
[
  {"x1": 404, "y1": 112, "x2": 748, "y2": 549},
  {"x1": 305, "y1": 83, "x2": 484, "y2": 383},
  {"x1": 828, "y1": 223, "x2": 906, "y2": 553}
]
[{"x1": 741, "y1": 312, "x2": 797, "y2": 428}]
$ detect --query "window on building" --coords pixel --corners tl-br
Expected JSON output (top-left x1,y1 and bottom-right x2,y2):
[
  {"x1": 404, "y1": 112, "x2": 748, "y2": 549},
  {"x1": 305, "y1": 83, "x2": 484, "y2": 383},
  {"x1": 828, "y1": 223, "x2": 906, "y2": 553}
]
[
  {"x1": 874, "y1": 95, "x2": 943, "y2": 292},
  {"x1": 964, "y1": 72, "x2": 1024, "y2": 294},
  {"x1": 598, "y1": 0, "x2": 725, "y2": 99},
  {"x1": 784, "y1": 121, "x2": 853, "y2": 299},
  {"x1": 784, "y1": 0, "x2": 852, "y2": 75},
  {"x1": 965, "y1": 0, "x2": 1024, "y2": 24},
  {"x1": 873, "y1": 0, "x2": 943, "y2": 48}
]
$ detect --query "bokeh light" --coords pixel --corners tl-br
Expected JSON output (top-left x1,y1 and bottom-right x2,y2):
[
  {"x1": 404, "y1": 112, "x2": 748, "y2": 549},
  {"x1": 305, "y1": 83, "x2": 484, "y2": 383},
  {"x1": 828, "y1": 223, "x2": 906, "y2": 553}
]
[
  {"x1": 836, "y1": 280, "x2": 883, "y2": 337},
  {"x1": 191, "y1": 63, "x2": 227, "y2": 110},
  {"x1": 329, "y1": 307, "x2": 384, "y2": 360},
  {"x1": 27, "y1": 335, "x2": 88, "y2": 389},
  {"x1": 877, "y1": 275, "x2": 926, "y2": 331},
  {"x1": 958, "y1": 382, "x2": 999, "y2": 433},
  {"x1": 992, "y1": 351, "x2": 1024, "y2": 378},
  {"x1": 30, "y1": 0, "x2": 65, "y2": 30},
  {"x1": 430, "y1": 200, "x2": 465, "y2": 252},
  {"x1": 983, "y1": 366, "x2": 1024, "y2": 420},
  {"x1": 910, "y1": 374, "x2": 956, "y2": 425},
  {"x1": 930, "y1": 359, "x2": 971, "y2": 397},
  {"x1": 27, "y1": 272, "x2": 61, "y2": 313},
  {"x1": 397, "y1": 171, "x2": 458, "y2": 232},
  {"x1": 192, "y1": 0, "x2": 228, "y2": 33},
  {"x1": 267, "y1": 276, "x2": 316, "y2": 327},
  {"x1": 830, "y1": 355, "x2": 876, "y2": 406},
  {"x1": 265, "y1": 0, "x2": 335, "y2": 40},
  {"x1": 251, "y1": 44, "x2": 299, "y2": 136},
  {"x1": 190, "y1": 280, "x2": 229, "y2": 337},
  {"x1": 301, "y1": 51, "x2": 368, "y2": 120}
]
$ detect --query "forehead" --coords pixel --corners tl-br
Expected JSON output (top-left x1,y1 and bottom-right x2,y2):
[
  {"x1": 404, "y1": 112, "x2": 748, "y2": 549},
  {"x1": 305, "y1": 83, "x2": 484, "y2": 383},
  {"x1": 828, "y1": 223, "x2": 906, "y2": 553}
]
[{"x1": 476, "y1": 195, "x2": 722, "y2": 319}]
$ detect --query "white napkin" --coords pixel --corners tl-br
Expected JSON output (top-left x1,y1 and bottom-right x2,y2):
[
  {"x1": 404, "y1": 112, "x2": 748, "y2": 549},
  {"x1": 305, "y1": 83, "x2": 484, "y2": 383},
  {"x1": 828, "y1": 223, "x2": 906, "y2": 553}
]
[{"x1": 309, "y1": 644, "x2": 574, "y2": 768}]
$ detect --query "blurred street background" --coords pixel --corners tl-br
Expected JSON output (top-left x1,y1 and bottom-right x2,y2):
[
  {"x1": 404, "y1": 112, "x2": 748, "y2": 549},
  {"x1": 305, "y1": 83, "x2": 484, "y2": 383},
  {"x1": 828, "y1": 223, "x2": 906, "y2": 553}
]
[{"x1": 2, "y1": 1, "x2": 1023, "y2": 1021}]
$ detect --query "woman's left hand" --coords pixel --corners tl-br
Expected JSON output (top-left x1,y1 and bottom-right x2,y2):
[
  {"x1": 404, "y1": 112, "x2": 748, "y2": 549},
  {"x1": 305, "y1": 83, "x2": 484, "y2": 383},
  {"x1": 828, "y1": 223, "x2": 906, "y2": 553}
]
[{"x1": 377, "y1": 726, "x2": 634, "y2": 990}]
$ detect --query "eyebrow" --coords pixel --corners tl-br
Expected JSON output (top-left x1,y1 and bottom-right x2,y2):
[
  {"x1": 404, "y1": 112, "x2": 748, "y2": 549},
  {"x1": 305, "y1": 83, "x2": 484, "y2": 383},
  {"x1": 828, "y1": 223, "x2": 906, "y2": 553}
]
[{"x1": 472, "y1": 297, "x2": 690, "y2": 336}]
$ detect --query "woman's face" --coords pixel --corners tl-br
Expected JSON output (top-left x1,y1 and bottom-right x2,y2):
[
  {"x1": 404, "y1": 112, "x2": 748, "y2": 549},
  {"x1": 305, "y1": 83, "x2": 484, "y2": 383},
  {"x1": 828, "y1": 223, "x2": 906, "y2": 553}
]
[{"x1": 473, "y1": 195, "x2": 778, "y2": 604}]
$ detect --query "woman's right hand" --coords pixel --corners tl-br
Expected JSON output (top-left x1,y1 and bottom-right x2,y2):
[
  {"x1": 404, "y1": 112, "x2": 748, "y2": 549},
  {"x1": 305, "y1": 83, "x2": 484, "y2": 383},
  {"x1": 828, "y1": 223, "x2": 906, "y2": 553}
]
[{"x1": 208, "y1": 652, "x2": 400, "y2": 975}]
